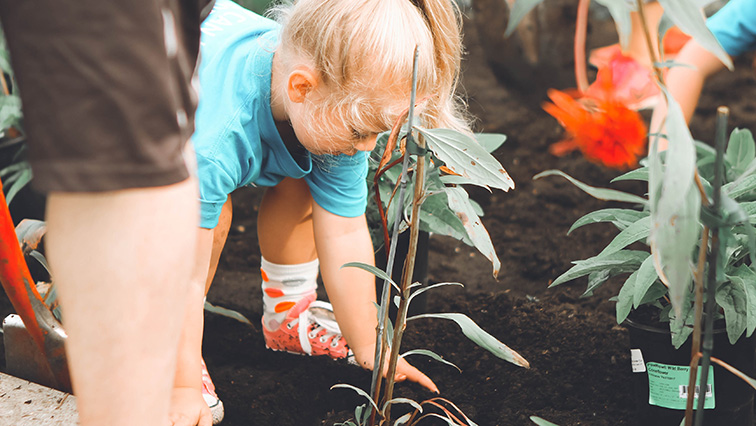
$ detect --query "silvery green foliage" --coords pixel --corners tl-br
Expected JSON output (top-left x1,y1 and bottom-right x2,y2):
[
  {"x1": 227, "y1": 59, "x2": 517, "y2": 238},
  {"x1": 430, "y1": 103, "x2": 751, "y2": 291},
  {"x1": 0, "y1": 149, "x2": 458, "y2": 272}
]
[
  {"x1": 539, "y1": 129, "x2": 756, "y2": 348},
  {"x1": 367, "y1": 127, "x2": 511, "y2": 277}
]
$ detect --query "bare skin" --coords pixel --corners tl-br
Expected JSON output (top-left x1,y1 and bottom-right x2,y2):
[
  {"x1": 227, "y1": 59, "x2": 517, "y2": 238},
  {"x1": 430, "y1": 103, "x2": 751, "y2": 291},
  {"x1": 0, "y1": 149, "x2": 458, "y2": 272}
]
[{"x1": 46, "y1": 178, "x2": 198, "y2": 426}]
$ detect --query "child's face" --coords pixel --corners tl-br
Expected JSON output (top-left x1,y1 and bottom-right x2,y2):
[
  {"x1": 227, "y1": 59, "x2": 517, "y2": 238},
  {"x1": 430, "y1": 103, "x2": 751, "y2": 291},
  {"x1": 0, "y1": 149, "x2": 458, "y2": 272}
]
[{"x1": 288, "y1": 95, "x2": 405, "y2": 157}]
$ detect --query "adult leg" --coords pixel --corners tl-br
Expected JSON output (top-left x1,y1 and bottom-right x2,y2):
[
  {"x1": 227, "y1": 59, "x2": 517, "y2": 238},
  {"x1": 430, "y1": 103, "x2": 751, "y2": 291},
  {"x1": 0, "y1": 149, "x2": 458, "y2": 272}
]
[{"x1": 45, "y1": 179, "x2": 198, "y2": 426}]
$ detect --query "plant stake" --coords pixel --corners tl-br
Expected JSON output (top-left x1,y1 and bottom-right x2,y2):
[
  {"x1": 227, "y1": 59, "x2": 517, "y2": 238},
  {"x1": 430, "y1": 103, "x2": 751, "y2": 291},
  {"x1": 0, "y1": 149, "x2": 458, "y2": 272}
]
[{"x1": 369, "y1": 45, "x2": 421, "y2": 425}]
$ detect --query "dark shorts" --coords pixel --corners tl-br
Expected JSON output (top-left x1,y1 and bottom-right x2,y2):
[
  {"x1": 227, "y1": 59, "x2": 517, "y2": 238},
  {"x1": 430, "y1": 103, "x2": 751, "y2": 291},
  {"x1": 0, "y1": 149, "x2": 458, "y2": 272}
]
[{"x1": 0, "y1": 0, "x2": 213, "y2": 192}]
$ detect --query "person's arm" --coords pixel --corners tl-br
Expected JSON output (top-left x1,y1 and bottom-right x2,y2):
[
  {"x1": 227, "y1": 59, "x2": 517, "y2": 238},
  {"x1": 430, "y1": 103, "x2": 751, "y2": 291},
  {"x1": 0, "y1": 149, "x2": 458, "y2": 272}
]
[
  {"x1": 170, "y1": 226, "x2": 215, "y2": 426},
  {"x1": 649, "y1": 39, "x2": 729, "y2": 150},
  {"x1": 311, "y1": 203, "x2": 438, "y2": 393}
]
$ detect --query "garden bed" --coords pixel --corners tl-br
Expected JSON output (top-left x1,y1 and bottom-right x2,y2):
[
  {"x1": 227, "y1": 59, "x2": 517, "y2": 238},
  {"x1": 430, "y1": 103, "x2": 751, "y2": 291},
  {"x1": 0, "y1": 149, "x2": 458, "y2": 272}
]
[{"x1": 2, "y1": 11, "x2": 756, "y2": 426}]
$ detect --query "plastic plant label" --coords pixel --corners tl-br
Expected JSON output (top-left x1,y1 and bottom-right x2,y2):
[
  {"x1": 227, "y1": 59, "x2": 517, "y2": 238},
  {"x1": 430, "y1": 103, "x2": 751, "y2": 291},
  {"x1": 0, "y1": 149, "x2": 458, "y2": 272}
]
[
  {"x1": 646, "y1": 362, "x2": 715, "y2": 410},
  {"x1": 631, "y1": 348, "x2": 646, "y2": 373}
]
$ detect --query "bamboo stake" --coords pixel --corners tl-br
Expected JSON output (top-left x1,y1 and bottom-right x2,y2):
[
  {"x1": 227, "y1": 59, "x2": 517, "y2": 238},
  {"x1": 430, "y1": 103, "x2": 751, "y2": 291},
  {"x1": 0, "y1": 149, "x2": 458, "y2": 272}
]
[
  {"x1": 694, "y1": 106, "x2": 729, "y2": 426},
  {"x1": 381, "y1": 46, "x2": 422, "y2": 425}
]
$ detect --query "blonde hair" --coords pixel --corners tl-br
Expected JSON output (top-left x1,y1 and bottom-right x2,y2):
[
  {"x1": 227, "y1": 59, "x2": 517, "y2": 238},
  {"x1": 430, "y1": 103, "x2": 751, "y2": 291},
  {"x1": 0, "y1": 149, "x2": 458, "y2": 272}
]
[{"x1": 269, "y1": 0, "x2": 470, "y2": 146}]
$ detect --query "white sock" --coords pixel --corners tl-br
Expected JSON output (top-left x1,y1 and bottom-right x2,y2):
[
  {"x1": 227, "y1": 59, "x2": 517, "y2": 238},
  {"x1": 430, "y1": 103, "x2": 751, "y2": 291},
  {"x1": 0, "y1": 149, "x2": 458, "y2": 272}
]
[{"x1": 260, "y1": 257, "x2": 319, "y2": 331}]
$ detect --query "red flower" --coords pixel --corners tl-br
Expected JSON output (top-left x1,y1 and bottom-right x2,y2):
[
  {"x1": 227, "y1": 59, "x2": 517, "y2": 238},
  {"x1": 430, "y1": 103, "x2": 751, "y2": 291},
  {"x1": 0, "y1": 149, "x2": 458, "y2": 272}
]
[
  {"x1": 543, "y1": 88, "x2": 647, "y2": 170},
  {"x1": 543, "y1": 51, "x2": 650, "y2": 170}
]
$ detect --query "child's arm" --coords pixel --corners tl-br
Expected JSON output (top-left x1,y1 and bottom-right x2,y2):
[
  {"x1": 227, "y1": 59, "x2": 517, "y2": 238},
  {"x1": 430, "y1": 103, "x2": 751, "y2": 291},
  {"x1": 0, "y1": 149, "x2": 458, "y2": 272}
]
[
  {"x1": 312, "y1": 202, "x2": 439, "y2": 393},
  {"x1": 649, "y1": 38, "x2": 729, "y2": 150}
]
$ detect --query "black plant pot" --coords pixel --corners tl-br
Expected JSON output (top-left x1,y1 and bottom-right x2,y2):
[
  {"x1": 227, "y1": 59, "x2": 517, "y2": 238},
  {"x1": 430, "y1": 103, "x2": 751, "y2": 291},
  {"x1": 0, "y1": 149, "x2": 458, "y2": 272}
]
[
  {"x1": 625, "y1": 317, "x2": 756, "y2": 426},
  {"x1": 374, "y1": 230, "x2": 429, "y2": 321}
]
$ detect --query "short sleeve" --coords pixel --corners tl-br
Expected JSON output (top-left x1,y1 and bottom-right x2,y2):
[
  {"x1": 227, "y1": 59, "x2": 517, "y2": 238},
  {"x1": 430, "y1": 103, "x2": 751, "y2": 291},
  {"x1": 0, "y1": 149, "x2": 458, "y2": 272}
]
[
  {"x1": 305, "y1": 151, "x2": 369, "y2": 218},
  {"x1": 197, "y1": 154, "x2": 238, "y2": 228},
  {"x1": 707, "y1": 0, "x2": 756, "y2": 57}
]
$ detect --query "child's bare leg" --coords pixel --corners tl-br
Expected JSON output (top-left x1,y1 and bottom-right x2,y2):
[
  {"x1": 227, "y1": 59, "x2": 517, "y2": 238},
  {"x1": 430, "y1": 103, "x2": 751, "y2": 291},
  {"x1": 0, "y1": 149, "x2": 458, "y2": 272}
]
[
  {"x1": 45, "y1": 179, "x2": 197, "y2": 426},
  {"x1": 257, "y1": 177, "x2": 316, "y2": 264}
]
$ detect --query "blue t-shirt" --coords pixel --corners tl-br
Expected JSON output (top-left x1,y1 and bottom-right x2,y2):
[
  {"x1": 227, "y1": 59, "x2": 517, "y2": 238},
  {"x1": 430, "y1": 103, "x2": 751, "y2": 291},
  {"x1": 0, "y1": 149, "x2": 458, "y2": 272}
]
[
  {"x1": 707, "y1": 0, "x2": 756, "y2": 57},
  {"x1": 193, "y1": 0, "x2": 369, "y2": 228}
]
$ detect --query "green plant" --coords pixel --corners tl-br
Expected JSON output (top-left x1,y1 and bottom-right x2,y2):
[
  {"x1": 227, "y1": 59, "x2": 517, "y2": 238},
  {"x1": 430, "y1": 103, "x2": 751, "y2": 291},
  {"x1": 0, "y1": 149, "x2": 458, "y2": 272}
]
[
  {"x1": 335, "y1": 48, "x2": 528, "y2": 426},
  {"x1": 509, "y1": 0, "x2": 756, "y2": 424},
  {"x1": 535, "y1": 127, "x2": 756, "y2": 348},
  {"x1": 0, "y1": 23, "x2": 31, "y2": 205}
]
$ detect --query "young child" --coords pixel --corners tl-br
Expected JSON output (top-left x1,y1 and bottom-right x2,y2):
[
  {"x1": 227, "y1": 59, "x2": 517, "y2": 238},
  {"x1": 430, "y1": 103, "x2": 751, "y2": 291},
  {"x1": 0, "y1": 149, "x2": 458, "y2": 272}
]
[
  {"x1": 171, "y1": 0, "x2": 471, "y2": 424},
  {"x1": 649, "y1": 0, "x2": 756, "y2": 149}
]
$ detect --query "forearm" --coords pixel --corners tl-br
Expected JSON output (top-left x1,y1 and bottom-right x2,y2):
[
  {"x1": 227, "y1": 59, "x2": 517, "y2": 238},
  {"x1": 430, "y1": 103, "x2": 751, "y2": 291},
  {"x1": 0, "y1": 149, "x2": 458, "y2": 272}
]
[
  {"x1": 174, "y1": 227, "x2": 215, "y2": 390},
  {"x1": 650, "y1": 40, "x2": 728, "y2": 145},
  {"x1": 312, "y1": 205, "x2": 378, "y2": 357}
]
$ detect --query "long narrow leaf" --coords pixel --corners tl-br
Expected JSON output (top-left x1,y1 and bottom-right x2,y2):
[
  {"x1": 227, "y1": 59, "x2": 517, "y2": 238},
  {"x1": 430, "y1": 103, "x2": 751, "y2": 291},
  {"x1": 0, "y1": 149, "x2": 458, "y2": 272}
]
[
  {"x1": 342, "y1": 261, "x2": 399, "y2": 292},
  {"x1": 530, "y1": 417, "x2": 561, "y2": 426},
  {"x1": 550, "y1": 250, "x2": 649, "y2": 287},
  {"x1": 534, "y1": 170, "x2": 648, "y2": 205},
  {"x1": 568, "y1": 208, "x2": 648, "y2": 234},
  {"x1": 203, "y1": 300, "x2": 253, "y2": 326},
  {"x1": 401, "y1": 349, "x2": 461, "y2": 373},
  {"x1": 408, "y1": 313, "x2": 529, "y2": 368},
  {"x1": 598, "y1": 216, "x2": 651, "y2": 257}
]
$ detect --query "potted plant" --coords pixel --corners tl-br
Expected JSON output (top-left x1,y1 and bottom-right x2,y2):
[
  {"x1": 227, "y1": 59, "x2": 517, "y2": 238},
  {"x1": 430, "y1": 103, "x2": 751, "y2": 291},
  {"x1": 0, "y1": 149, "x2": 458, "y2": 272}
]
[{"x1": 535, "y1": 121, "x2": 756, "y2": 424}]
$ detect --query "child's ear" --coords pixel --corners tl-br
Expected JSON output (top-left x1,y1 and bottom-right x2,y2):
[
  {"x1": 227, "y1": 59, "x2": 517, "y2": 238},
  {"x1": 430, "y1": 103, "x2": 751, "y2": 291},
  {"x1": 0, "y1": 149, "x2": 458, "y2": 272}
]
[{"x1": 286, "y1": 67, "x2": 318, "y2": 103}]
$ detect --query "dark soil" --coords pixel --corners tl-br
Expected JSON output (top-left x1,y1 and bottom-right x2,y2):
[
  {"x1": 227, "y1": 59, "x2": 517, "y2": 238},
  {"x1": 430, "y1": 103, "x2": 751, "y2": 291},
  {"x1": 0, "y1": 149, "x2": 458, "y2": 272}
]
[{"x1": 2, "y1": 8, "x2": 756, "y2": 426}]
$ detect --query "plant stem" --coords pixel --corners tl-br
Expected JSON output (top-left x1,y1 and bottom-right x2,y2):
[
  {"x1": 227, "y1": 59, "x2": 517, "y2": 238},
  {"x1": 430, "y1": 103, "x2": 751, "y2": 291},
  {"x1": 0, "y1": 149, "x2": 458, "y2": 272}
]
[
  {"x1": 574, "y1": 0, "x2": 590, "y2": 93},
  {"x1": 382, "y1": 46, "x2": 422, "y2": 425},
  {"x1": 685, "y1": 174, "x2": 712, "y2": 425},
  {"x1": 694, "y1": 106, "x2": 729, "y2": 426},
  {"x1": 635, "y1": 0, "x2": 664, "y2": 84}
]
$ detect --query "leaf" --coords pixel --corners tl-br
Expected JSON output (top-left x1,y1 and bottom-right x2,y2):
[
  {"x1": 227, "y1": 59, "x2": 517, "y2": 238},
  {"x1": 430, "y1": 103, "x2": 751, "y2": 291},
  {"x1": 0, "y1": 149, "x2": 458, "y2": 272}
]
[
  {"x1": 550, "y1": 250, "x2": 649, "y2": 288},
  {"x1": 0, "y1": 95, "x2": 22, "y2": 131},
  {"x1": 445, "y1": 187, "x2": 501, "y2": 277},
  {"x1": 633, "y1": 255, "x2": 660, "y2": 308},
  {"x1": 342, "y1": 261, "x2": 400, "y2": 293},
  {"x1": 727, "y1": 265, "x2": 756, "y2": 338},
  {"x1": 533, "y1": 170, "x2": 648, "y2": 205},
  {"x1": 15, "y1": 219, "x2": 47, "y2": 252},
  {"x1": 725, "y1": 129, "x2": 755, "y2": 180},
  {"x1": 4, "y1": 166, "x2": 32, "y2": 205},
  {"x1": 417, "y1": 127, "x2": 514, "y2": 192},
  {"x1": 504, "y1": 0, "x2": 546, "y2": 37},
  {"x1": 568, "y1": 208, "x2": 648, "y2": 234},
  {"x1": 408, "y1": 313, "x2": 530, "y2": 368},
  {"x1": 475, "y1": 133, "x2": 507, "y2": 154},
  {"x1": 597, "y1": 216, "x2": 651, "y2": 257},
  {"x1": 616, "y1": 272, "x2": 636, "y2": 324},
  {"x1": 530, "y1": 417, "x2": 561, "y2": 426},
  {"x1": 331, "y1": 384, "x2": 380, "y2": 412},
  {"x1": 669, "y1": 291, "x2": 695, "y2": 348},
  {"x1": 401, "y1": 348, "x2": 462, "y2": 372},
  {"x1": 611, "y1": 167, "x2": 649, "y2": 183},
  {"x1": 716, "y1": 280, "x2": 748, "y2": 344},
  {"x1": 382, "y1": 397, "x2": 422, "y2": 415},
  {"x1": 393, "y1": 414, "x2": 411, "y2": 426},
  {"x1": 408, "y1": 282, "x2": 464, "y2": 305},
  {"x1": 657, "y1": 0, "x2": 733, "y2": 70},
  {"x1": 724, "y1": 174, "x2": 756, "y2": 200},
  {"x1": 203, "y1": 300, "x2": 253, "y2": 326},
  {"x1": 649, "y1": 88, "x2": 700, "y2": 319},
  {"x1": 594, "y1": 0, "x2": 634, "y2": 51}
]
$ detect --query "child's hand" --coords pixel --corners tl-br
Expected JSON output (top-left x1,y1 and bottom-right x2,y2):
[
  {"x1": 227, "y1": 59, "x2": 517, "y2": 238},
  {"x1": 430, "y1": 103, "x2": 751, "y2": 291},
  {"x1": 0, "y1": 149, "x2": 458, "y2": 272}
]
[
  {"x1": 169, "y1": 386, "x2": 212, "y2": 426},
  {"x1": 351, "y1": 344, "x2": 439, "y2": 394}
]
